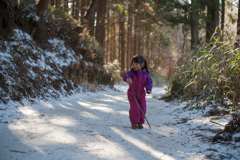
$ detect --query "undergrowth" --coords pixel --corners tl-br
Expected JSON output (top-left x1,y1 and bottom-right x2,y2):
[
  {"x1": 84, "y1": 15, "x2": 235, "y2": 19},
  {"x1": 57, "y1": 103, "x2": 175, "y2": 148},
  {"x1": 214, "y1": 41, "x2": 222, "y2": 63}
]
[{"x1": 170, "y1": 30, "x2": 240, "y2": 113}]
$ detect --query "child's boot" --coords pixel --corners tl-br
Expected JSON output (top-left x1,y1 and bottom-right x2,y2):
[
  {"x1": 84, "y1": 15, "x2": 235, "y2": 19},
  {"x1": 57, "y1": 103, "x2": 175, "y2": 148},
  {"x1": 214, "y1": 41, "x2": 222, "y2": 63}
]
[
  {"x1": 131, "y1": 123, "x2": 138, "y2": 129},
  {"x1": 138, "y1": 123, "x2": 143, "y2": 129}
]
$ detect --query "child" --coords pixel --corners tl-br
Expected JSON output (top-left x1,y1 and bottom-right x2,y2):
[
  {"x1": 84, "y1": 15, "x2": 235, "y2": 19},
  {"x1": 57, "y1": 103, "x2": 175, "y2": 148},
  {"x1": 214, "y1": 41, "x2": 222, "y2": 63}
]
[{"x1": 123, "y1": 55, "x2": 153, "y2": 129}]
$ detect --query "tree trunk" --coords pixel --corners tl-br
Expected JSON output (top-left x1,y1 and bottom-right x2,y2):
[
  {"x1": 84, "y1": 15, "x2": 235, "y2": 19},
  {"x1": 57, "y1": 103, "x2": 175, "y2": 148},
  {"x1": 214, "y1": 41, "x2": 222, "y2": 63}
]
[
  {"x1": 235, "y1": 0, "x2": 240, "y2": 48},
  {"x1": 81, "y1": 0, "x2": 86, "y2": 23},
  {"x1": 191, "y1": 0, "x2": 198, "y2": 50},
  {"x1": 134, "y1": 15, "x2": 140, "y2": 55},
  {"x1": 75, "y1": 0, "x2": 80, "y2": 20},
  {"x1": 127, "y1": 2, "x2": 133, "y2": 70},
  {"x1": 146, "y1": 24, "x2": 150, "y2": 63},
  {"x1": 64, "y1": 0, "x2": 69, "y2": 12},
  {"x1": 86, "y1": 0, "x2": 97, "y2": 36},
  {"x1": 206, "y1": 0, "x2": 220, "y2": 43},
  {"x1": 106, "y1": 5, "x2": 110, "y2": 64},
  {"x1": 95, "y1": 0, "x2": 107, "y2": 47},
  {"x1": 56, "y1": 0, "x2": 60, "y2": 9},
  {"x1": 119, "y1": 10, "x2": 126, "y2": 71},
  {"x1": 221, "y1": 0, "x2": 225, "y2": 41},
  {"x1": 37, "y1": 0, "x2": 49, "y2": 17},
  {"x1": 72, "y1": 0, "x2": 75, "y2": 19}
]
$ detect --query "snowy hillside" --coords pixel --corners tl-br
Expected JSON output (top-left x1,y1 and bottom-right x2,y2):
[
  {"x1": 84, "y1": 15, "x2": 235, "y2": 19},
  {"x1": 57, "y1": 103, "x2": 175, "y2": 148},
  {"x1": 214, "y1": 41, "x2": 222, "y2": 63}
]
[{"x1": 0, "y1": 29, "x2": 113, "y2": 104}]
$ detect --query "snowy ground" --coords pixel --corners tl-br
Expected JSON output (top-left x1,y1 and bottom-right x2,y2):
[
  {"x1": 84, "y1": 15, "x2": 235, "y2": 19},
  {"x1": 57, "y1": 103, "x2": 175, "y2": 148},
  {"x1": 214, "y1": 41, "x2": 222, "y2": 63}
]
[{"x1": 0, "y1": 84, "x2": 240, "y2": 160}]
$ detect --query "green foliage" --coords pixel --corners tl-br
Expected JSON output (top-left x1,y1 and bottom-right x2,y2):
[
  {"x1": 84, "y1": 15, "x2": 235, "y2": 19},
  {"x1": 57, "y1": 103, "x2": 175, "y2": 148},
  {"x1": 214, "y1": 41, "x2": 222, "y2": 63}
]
[{"x1": 170, "y1": 31, "x2": 240, "y2": 108}]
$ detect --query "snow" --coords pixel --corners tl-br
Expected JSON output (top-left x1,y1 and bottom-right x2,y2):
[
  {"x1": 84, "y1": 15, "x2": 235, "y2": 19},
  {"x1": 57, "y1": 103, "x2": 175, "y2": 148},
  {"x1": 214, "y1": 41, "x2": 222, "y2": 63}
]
[{"x1": 0, "y1": 84, "x2": 240, "y2": 160}]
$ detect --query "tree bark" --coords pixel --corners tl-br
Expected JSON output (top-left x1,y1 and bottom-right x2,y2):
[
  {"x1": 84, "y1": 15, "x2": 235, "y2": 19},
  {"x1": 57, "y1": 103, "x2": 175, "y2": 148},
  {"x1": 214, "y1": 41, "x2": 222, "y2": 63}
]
[
  {"x1": 56, "y1": 0, "x2": 60, "y2": 9},
  {"x1": 75, "y1": 0, "x2": 80, "y2": 20},
  {"x1": 95, "y1": 0, "x2": 107, "y2": 47},
  {"x1": 206, "y1": 0, "x2": 220, "y2": 43},
  {"x1": 64, "y1": 0, "x2": 69, "y2": 12},
  {"x1": 235, "y1": 0, "x2": 240, "y2": 48},
  {"x1": 127, "y1": 2, "x2": 133, "y2": 70},
  {"x1": 119, "y1": 10, "x2": 126, "y2": 71},
  {"x1": 191, "y1": 0, "x2": 198, "y2": 50},
  {"x1": 134, "y1": 15, "x2": 140, "y2": 55},
  {"x1": 86, "y1": 0, "x2": 97, "y2": 36},
  {"x1": 221, "y1": 0, "x2": 225, "y2": 41},
  {"x1": 81, "y1": 0, "x2": 86, "y2": 23},
  {"x1": 37, "y1": 0, "x2": 49, "y2": 17},
  {"x1": 72, "y1": 0, "x2": 75, "y2": 19}
]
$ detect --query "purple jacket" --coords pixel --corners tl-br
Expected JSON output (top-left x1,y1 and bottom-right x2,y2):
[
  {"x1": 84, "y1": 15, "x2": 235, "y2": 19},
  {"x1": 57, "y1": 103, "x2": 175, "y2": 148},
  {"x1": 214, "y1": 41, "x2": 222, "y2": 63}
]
[{"x1": 123, "y1": 68, "x2": 153, "y2": 98}]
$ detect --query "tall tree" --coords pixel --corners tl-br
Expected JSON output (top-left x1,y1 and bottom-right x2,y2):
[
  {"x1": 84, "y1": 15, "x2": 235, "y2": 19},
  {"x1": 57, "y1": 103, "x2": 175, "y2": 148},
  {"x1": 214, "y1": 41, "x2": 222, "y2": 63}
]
[
  {"x1": 119, "y1": 9, "x2": 126, "y2": 71},
  {"x1": 64, "y1": 0, "x2": 69, "y2": 12},
  {"x1": 36, "y1": 0, "x2": 49, "y2": 17},
  {"x1": 221, "y1": 0, "x2": 225, "y2": 41},
  {"x1": 86, "y1": 0, "x2": 97, "y2": 36},
  {"x1": 75, "y1": 0, "x2": 80, "y2": 20},
  {"x1": 206, "y1": 0, "x2": 220, "y2": 42},
  {"x1": 236, "y1": 0, "x2": 240, "y2": 48},
  {"x1": 127, "y1": 2, "x2": 133, "y2": 70},
  {"x1": 191, "y1": 0, "x2": 199, "y2": 50},
  {"x1": 81, "y1": 0, "x2": 86, "y2": 23},
  {"x1": 56, "y1": 0, "x2": 60, "y2": 9},
  {"x1": 95, "y1": 0, "x2": 107, "y2": 47},
  {"x1": 72, "y1": 0, "x2": 76, "y2": 19}
]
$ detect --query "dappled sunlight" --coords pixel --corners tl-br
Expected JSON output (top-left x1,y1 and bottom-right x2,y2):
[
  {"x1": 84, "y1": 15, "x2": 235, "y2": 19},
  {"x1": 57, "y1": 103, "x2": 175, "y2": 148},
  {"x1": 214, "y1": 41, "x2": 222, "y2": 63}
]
[
  {"x1": 80, "y1": 133, "x2": 131, "y2": 159},
  {"x1": 18, "y1": 106, "x2": 40, "y2": 116},
  {"x1": 112, "y1": 127, "x2": 176, "y2": 160},
  {"x1": 118, "y1": 110, "x2": 129, "y2": 116},
  {"x1": 76, "y1": 99, "x2": 115, "y2": 113},
  {"x1": 77, "y1": 101, "x2": 92, "y2": 107},
  {"x1": 59, "y1": 104, "x2": 78, "y2": 111},
  {"x1": 49, "y1": 117, "x2": 77, "y2": 127},
  {"x1": 80, "y1": 111, "x2": 99, "y2": 119},
  {"x1": 103, "y1": 94, "x2": 128, "y2": 102},
  {"x1": 39, "y1": 100, "x2": 55, "y2": 109}
]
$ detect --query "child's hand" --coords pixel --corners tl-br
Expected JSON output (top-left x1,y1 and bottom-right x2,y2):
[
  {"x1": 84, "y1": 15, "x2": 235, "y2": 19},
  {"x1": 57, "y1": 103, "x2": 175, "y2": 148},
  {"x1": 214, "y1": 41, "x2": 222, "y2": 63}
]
[
  {"x1": 126, "y1": 78, "x2": 132, "y2": 85},
  {"x1": 146, "y1": 90, "x2": 151, "y2": 94}
]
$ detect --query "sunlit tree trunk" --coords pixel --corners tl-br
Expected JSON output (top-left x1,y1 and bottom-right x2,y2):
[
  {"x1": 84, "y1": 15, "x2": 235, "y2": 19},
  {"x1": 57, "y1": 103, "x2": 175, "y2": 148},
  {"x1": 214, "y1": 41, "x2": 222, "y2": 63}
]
[{"x1": 36, "y1": 0, "x2": 49, "y2": 17}]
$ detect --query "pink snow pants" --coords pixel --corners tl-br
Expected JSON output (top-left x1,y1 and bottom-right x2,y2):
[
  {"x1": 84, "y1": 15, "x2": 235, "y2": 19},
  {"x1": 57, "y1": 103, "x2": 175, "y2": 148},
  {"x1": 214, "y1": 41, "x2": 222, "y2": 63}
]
[{"x1": 128, "y1": 95, "x2": 146, "y2": 124}]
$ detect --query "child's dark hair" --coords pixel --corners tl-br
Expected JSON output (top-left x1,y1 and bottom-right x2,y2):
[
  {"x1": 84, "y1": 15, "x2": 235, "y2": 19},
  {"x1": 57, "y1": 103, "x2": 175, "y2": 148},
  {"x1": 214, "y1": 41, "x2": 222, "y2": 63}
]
[{"x1": 131, "y1": 55, "x2": 149, "y2": 74}]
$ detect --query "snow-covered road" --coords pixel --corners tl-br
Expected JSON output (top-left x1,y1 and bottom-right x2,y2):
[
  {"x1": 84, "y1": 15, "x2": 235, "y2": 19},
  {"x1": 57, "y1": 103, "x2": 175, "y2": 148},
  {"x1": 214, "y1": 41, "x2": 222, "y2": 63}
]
[{"x1": 0, "y1": 84, "x2": 239, "y2": 160}]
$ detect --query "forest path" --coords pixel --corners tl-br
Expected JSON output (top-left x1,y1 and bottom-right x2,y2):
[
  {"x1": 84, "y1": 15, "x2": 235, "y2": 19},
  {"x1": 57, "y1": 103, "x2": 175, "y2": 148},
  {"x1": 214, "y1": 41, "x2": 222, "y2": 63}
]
[{"x1": 0, "y1": 85, "x2": 238, "y2": 160}]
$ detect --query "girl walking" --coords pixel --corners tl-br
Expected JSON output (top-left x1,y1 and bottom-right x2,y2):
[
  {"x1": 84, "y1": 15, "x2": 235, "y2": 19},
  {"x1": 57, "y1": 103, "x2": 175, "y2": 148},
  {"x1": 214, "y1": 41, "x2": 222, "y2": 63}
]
[{"x1": 123, "y1": 55, "x2": 153, "y2": 129}]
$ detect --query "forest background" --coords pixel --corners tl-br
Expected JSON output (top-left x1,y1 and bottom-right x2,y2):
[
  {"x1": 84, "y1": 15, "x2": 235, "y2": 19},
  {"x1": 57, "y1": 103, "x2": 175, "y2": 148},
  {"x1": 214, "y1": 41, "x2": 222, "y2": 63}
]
[{"x1": 1, "y1": 0, "x2": 240, "y2": 117}]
